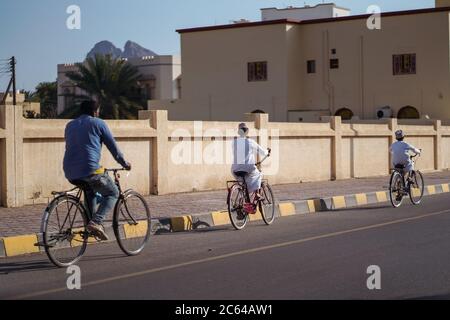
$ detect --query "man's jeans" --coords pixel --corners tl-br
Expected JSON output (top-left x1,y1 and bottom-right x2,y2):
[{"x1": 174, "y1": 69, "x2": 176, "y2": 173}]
[{"x1": 70, "y1": 173, "x2": 119, "y2": 225}]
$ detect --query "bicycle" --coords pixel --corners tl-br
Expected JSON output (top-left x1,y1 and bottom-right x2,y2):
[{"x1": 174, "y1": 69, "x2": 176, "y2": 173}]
[
  {"x1": 38, "y1": 168, "x2": 151, "y2": 268},
  {"x1": 389, "y1": 153, "x2": 425, "y2": 208},
  {"x1": 227, "y1": 151, "x2": 276, "y2": 230}
]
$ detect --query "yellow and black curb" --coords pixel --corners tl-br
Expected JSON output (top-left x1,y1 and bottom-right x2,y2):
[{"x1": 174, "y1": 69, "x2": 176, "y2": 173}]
[{"x1": 1, "y1": 182, "x2": 449, "y2": 259}]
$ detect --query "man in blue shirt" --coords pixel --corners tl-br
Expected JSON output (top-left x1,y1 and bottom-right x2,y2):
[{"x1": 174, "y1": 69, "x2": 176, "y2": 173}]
[{"x1": 63, "y1": 100, "x2": 131, "y2": 241}]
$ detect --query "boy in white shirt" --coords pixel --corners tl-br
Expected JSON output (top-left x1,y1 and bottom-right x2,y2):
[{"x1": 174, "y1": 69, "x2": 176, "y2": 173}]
[
  {"x1": 390, "y1": 130, "x2": 421, "y2": 178},
  {"x1": 231, "y1": 123, "x2": 270, "y2": 195}
]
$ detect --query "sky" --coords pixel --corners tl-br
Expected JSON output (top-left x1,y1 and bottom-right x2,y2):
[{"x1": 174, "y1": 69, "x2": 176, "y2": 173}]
[{"x1": 0, "y1": 0, "x2": 435, "y2": 91}]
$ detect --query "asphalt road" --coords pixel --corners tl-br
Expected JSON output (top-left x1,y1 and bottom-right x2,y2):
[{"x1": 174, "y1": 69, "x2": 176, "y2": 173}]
[{"x1": 1, "y1": 193, "x2": 450, "y2": 300}]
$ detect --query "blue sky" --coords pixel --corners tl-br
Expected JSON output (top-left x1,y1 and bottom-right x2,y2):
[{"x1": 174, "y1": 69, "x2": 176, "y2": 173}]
[{"x1": 0, "y1": 0, "x2": 434, "y2": 91}]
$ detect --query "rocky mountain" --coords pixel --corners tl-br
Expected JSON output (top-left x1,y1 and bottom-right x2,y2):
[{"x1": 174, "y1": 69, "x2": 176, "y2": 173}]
[
  {"x1": 86, "y1": 40, "x2": 123, "y2": 60},
  {"x1": 123, "y1": 41, "x2": 157, "y2": 59},
  {"x1": 86, "y1": 40, "x2": 157, "y2": 60}
]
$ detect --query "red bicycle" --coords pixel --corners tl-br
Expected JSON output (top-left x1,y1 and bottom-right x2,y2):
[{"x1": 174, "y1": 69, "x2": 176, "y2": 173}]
[{"x1": 227, "y1": 151, "x2": 276, "y2": 230}]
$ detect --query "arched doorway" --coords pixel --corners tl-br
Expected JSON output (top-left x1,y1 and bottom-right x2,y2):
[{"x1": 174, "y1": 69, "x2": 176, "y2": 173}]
[
  {"x1": 335, "y1": 108, "x2": 354, "y2": 120},
  {"x1": 398, "y1": 106, "x2": 420, "y2": 119},
  {"x1": 251, "y1": 109, "x2": 266, "y2": 114}
]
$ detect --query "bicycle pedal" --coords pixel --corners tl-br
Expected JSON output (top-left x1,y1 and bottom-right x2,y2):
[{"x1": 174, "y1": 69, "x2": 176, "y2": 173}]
[{"x1": 34, "y1": 241, "x2": 55, "y2": 248}]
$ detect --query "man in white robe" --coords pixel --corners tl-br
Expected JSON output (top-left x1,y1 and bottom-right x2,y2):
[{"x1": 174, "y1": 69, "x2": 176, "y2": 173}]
[{"x1": 231, "y1": 123, "x2": 270, "y2": 196}]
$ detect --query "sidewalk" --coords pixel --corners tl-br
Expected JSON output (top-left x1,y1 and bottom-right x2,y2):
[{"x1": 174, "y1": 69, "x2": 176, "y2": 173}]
[{"x1": 1, "y1": 171, "x2": 450, "y2": 238}]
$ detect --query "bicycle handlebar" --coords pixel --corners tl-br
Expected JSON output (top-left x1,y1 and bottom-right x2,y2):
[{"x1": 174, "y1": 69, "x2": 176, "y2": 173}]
[
  {"x1": 105, "y1": 168, "x2": 129, "y2": 172},
  {"x1": 256, "y1": 149, "x2": 271, "y2": 166}
]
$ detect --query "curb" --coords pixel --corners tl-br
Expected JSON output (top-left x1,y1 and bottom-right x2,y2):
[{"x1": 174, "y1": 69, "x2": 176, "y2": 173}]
[{"x1": 1, "y1": 182, "x2": 449, "y2": 259}]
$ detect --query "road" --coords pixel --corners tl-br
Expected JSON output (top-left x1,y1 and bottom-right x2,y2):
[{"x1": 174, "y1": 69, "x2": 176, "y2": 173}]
[{"x1": 1, "y1": 192, "x2": 450, "y2": 300}]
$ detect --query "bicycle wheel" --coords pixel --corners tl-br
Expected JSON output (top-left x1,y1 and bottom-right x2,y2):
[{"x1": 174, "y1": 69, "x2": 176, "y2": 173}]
[
  {"x1": 389, "y1": 171, "x2": 405, "y2": 208},
  {"x1": 409, "y1": 170, "x2": 424, "y2": 205},
  {"x1": 113, "y1": 190, "x2": 151, "y2": 256},
  {"x1": 259, "y1": 182, "x2": 276, "y2": 225},
  {"x1": 43, "y1": 196, "x2": 88, "y2": 268},
  {"x1": 228, "y1": 184, "x2": 248, "y2": 230}
]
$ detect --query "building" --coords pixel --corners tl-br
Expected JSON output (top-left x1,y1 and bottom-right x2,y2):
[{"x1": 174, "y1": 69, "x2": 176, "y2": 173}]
[
  {"x1": 149, "y1": 1, "x2": 450, "y2": 122},
  {"x1": 261, "y1": 3, "x2": 350, "y2": 21},
  {"x1": 57, "y1": 55, "x2": 181, "y2": 114}
]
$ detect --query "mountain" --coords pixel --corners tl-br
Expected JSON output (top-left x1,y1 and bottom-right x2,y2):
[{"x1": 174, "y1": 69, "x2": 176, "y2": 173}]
[
  {"x1": 86, "y1": 40, "x2": 157, "y2": 60},
  {"x1": 122, "y1": 41, "x2": 157, "y2": 59},
  {"x1": 86, "y1": 41, "x2": 122, "y2": 60}
]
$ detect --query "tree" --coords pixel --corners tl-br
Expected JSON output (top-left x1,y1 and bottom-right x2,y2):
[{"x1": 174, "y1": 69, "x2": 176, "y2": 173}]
[
  {"x1": 24, "y1": 82, "x2": 58, "y2": 118},
  {"x1": 65, "y1": 54, "x2": 144, "y2": 119}
]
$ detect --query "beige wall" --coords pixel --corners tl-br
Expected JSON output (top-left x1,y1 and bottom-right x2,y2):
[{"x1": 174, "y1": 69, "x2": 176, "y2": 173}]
[
  {"x1": 1, "y1": 105, "x2": 156, "y2": 207},
  {"x1": 178, "y1": 24, "x2": 290, "y2": 122},
  {"x1": 1, "y1": 105, "x2": 450, "y2": 208}
]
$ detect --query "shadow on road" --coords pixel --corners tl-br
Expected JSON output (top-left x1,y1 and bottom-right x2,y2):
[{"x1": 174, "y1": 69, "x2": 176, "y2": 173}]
[
  {"x1": 408, "y1": 293, "x2": 450, "y2": 300},
  {"x1": 332, "y1": 205, "x2": 392, "y2": 212},
  {"x1": 0, "y1": 260, "x2": 54, "y2": 274},
  {"x1": 0, "y1": 254, "x2": 125, "y2": 274}
]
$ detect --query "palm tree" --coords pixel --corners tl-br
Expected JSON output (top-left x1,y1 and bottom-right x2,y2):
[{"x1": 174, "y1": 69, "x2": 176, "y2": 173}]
[
  {"x1": 65, "y1": 54, "x2": 144, "y2": 119},
  {"x1": 21, "y1": 82, "x2": 58, "y2": 118}
]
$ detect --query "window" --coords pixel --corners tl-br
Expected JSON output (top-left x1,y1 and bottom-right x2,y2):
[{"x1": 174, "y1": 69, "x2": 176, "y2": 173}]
[
  {"x1": 330, "y1": 59, "x2": 339, "y2": 69},
  {"x1": 307, "y1": 60, "x2": 316, "y2": 74},
  {"x1": 393, "y1": 54, "x2": 416, "y2": 75},
  {"x1": 248, "y1": 61, "x2": 268, "y2": 82}
]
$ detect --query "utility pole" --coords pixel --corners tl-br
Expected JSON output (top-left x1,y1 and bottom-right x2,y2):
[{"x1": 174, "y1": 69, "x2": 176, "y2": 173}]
[{"x1": 10, "y1": 56, "x2": 16, "y2": 105}]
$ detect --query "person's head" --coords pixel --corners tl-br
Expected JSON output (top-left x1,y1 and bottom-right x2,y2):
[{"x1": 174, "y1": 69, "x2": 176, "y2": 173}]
[
  {"x1": 395, "y1": 130, "x2": 405, "y2": 141},
  {"x1": 80, "y1": 100, "x2": 99, "y2": 117},
  {"x1": 238, "y1": 123, "x2": 249, "y2": 137}
]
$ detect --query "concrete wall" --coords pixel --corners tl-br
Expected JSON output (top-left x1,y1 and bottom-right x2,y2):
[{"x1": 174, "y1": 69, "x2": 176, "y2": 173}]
[
  {"x1": 177, "y1": 24, "x2": 290, "y2": 122},
  {"x1": 0, "y1": 105, "x2": 156, "y2": 207},
  {"x1": 1, "y1": 105, "x2": 450, "y2": 208}
]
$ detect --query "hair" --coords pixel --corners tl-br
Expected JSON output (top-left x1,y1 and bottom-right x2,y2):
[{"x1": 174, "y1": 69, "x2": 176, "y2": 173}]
[
  {"x1": 238, "y1": 127, "x2": 249, "y2": 137},
  {"x1": 396, "y1": 137, "x2": 404, "y2": 141},
  {"x1": 80, "y1": 100, "x2": 99, "y2": 117}
]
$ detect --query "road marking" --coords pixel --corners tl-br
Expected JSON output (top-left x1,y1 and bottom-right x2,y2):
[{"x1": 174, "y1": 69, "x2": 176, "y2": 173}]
[
  {"x1": 332, "y1": 196, "x2": 346, "y2": 209},
  {"x1": 279, "y1": 203, "x2": 296, "y2": 216},
  {"x1": 307, "y1": 200, "x2": 316, "y2": 213},
  {"x1": 3, "y1": 235, "x2": 39, "y2": 257},
  {"x1": 376, "y1": 191, "x2": 388, "y2": 203},
  {"x1": 211, "y1": 211, "x2": 230, "y2": 226},
  {"x1": 9, "y1": 208, "x2": 450, "y2": 300},
  {"x1": 442, "y1": 184, "x2": 450, "y2": 193},
  {"x1": 171, "y1": 216, "x2": 193, "y2": 232},
  {"x1": 427, "y1": 185, "x2": 436, "y2": 195},
  {"x1": 355, "y1": 193, "x2": 368, "y2": 205}
]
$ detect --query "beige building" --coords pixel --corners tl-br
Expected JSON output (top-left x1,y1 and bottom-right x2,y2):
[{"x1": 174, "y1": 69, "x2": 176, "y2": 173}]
[
  {"x1": 57, "y1": 55, "x2": 181, "y2": 114},
  {"x1": 149, "y1": 1, "x2": 450, "y2": 122}
]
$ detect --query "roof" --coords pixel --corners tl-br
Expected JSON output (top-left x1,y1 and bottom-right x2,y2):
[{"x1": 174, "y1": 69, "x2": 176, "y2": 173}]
[
  {"x1": 260, "y1": 3, "x2": 350, "y2": 12},
  {"x1": 177, "y1": 6, "x2": 450, "y2": 34}
]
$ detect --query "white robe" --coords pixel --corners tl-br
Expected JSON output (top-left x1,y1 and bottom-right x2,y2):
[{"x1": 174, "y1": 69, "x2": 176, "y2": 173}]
[
  {"x1": 231, "y1": 137, "x2": 268, "y2": 193},
  {"x1": 390, "y1": 141, "x2": 421, "y2": 172}
]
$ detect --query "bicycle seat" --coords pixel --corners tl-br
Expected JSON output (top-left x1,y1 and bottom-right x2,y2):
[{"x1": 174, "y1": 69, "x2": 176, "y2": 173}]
[
  {"x1": 395, "y1": 164, "x2": 405, "y2": 169},
  {"x1": 234, "y1": 171, "x2": 248, "y2": 178}
]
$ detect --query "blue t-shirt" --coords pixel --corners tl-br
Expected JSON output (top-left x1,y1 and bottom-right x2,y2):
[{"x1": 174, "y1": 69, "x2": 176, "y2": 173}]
[{"x1": 63, "y1": 115, "x2": 127, "y2": 181}]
